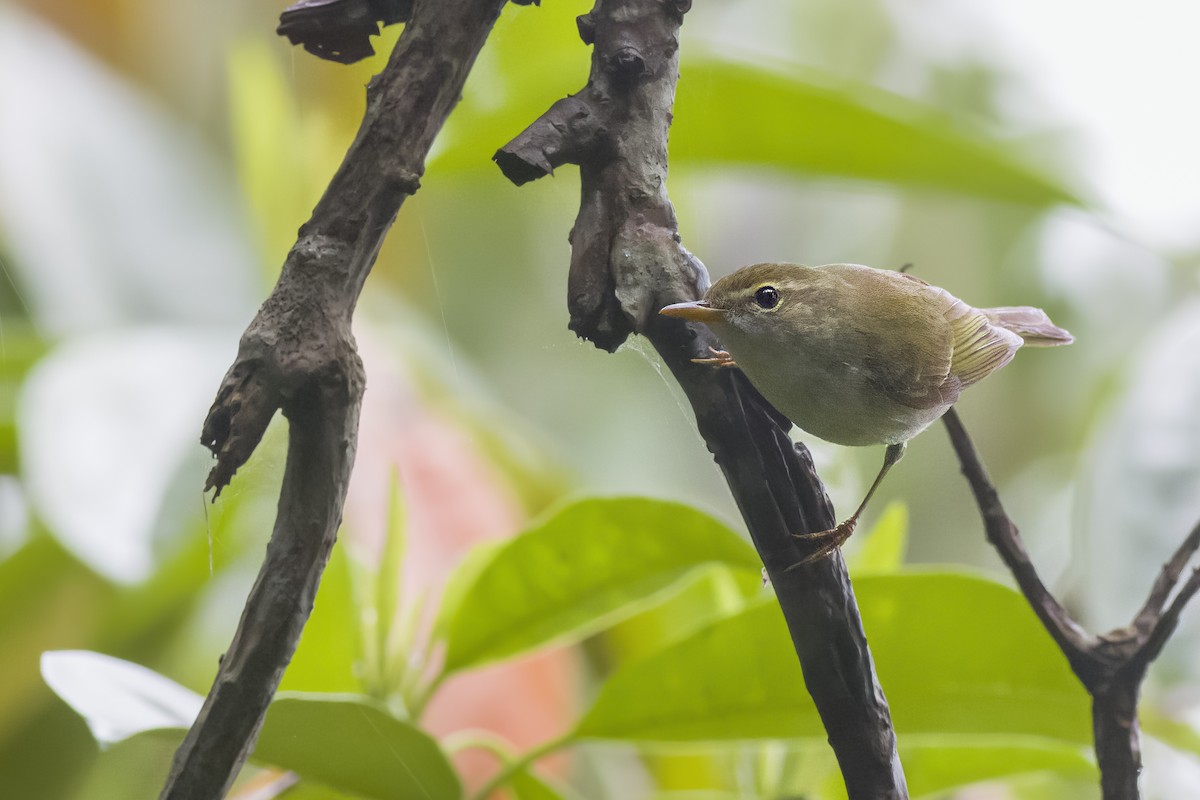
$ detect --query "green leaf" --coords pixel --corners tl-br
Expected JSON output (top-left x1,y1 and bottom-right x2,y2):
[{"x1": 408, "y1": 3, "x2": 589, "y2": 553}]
[
  {"x1": 0, "y1": 534, "x2": 112, "y2": 743},
  {"x1": 255, "y1": 694, "x2": 461, "y2": 800},
  {"x1": 900, "y1": 738, "x2": 1094, "y2": 799},
  {"x1": 510, "y1": 768, "x2": 573, "y2": 800},
  {"x1": 576, "y1": 597, "x2": 822, "y2": 742},
  {"x1": 576, "y1": 571, "x2": 1089, "y2": 744},
  {"x1": 437, "y1": 6, "x2": 1078, "y2": 206},
  {"x1": 42, "y1": 654, "x2": 459, "y2": 800},
  {"x1": 72, "y1": 729, "x2": 183, "y2": 800},
  {"x1": 284, "y1": 783, "x2": 373, "y2": 800},
  {"x1": 437, "y1": 497, "x2": 760, "y2": 673},
  {"x1": 640, "y1": 738, "x2": 1092, "y2": 800},
  {"x1": 671, "y1": 58, "x2": 1079, "y2": 206},
  {"x1": 41, "y1": 650, "x2": 201, "y2": 747},
  {"x1": 601, "y1": 563, "x2": 762, "y2": 669},
  {"x1": 348, "y1": 471, "x2": 411, "y2": 699},
  {"x1": 227, "y1": 40, "x2": 346, "y2": 279},
  {"x1": 849, "y1": 501, "x2": 908, "y2": 573},
  {"x1": 278, "y1": 540, "x2": 362, "y2": 695},
  {"x1": 863, "y1": 572, "x2": 1088, "y2": 742}
]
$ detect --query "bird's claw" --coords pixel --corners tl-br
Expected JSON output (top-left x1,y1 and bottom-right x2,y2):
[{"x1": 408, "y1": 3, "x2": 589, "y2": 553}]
[
  {"x1": 691, "y1": 347, "x2": 737, "y2": 368},
  {"x1": 784, "y1": 518, "x2": 858, "y2": 570}
]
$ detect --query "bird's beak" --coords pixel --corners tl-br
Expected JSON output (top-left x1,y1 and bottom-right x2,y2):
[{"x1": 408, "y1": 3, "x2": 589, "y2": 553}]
[{"x1": 659, "y1": 300, "x2": 726, "y2": 323}]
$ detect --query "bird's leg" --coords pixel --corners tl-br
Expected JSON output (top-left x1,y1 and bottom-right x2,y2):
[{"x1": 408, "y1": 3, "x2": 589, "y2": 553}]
[
  {"x1": 787, "y1": 442, "x2": 907, "y2": 568},
  {"x1": 691, "y1": 346, "x2": 737, "y2": 368}
]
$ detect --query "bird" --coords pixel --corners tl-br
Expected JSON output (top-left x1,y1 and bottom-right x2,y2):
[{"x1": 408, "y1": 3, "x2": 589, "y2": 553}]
[{"x1": 660, "y1": 262, "x2": 1073, "y2": 565}]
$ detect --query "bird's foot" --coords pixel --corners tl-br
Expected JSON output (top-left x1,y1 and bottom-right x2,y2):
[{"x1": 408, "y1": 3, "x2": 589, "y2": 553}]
[
  {"x1": 691, "y1": 347, "x2": 737, "y2": 368},
  {"x1": 785, "y1": 518, "x2": 858, "y2": 570}
]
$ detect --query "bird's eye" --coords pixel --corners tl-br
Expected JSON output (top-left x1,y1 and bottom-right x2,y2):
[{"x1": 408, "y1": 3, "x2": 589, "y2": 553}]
[{"x1": 754, "y1": 286, "x2": 780, "y2": 309}]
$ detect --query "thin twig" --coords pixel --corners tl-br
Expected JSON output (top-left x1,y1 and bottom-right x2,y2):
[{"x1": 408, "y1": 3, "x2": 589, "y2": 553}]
[
  {"x1": 941, "y1": 408, "x2": 1094, "y2": 663},
  {"x1": 1133, "y1": 519, "x2": 1200, "y2": 635},
  {"x1": 1137, "y1": 566, "x2": 1200, "y2": 668}
]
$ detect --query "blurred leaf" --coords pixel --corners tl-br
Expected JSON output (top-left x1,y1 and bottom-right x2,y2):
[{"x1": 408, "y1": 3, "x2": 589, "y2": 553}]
[
  {"x1": 0, "y1": 534, "x2": 111, "y2": 740},
  {"x1": 430, "y1": 0, "x2": 591, "y2": 175},
  {"x1": 40, "y1": 654, "x2": 458, "y2": 800},
  {"x1": 0, "y1": 682, "x2": 100, "y2": 800},
  {"x1": 349, "y1": 472, "x2": 410, "y2": 699},
  {"x1": 849, "y1": 502, "x2": 908, "y2": 573},
  {"x1": 641, "y1": 746, "x2": 779, "y2": 797},
  {"x1": 576, "y1": 571, "x2": 1089, "y2": 744},
  {"x1": 41, "y1": 650, "x2": 201, "y2": 747},
  {"x1": 0, "y1": 8, "x2": 258, "y2": 334},
  {"x1": 18, "y1": 329, "x2": 234, "y2": 582},
  {"x1": 72, "y1": 728, "x2": 182, "y2": 800},
  {"x1": 227, "y1": 41, "x2": 345, "y2": 278},
  {"x1": 436, "y1": 497, "x2": 760, "y2": 673},
  {"x1": 1141, "y1": 706, "x2": 1200, "y2": 759},
  {"x1": 0, "y1": 321, "x2": 45, "y2": 473},
  {"x1": 278, "y1": 541, "x2": 362, "y2": 695},
  {"x1": 355, "y1": 293, "x2": 571, "y2": 521},
  {"x1": 640, "y1": 737, "x2": 1092, "y2": 800},
  {"x1": 283, "y1": 782, "x2": 371, "y2": 800},
  {"x1": 378, "y1": 474, "x2": 408, "y2": 669},
  {"x1": 671, "y1": 58, "x2": 1080, "y2": 206},
  {"x1": 437, "y1": 5, "x2": 1077, "y2": 206},
  {"x1": 989, "y1": 772, "x2": 1100, "y2": 800},
  {"x1": 510, "y1": 768, "x2": 573, "y2": 800},
  {"x1": 899, "y1": 739, "x2": 1094, "y2": 799},
  {"x1": 255, "y1": 694, "x2": 461, "y2": 800}
]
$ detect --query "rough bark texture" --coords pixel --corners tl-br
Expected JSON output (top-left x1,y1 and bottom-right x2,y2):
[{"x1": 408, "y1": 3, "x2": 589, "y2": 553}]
[
  {"x1": 497, "y1": 2, "x2": 907, "y2": 796},
  {"x1": 944, "y1": 408, "x2": 1200, "y2": 800},
  {"x1": 160, "y1": 1, "x2": 508, "y2": 796}
]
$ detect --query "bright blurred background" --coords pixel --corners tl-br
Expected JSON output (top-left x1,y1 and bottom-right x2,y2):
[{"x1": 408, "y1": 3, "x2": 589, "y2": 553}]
[{"x1": 3, "y1": 0, "x2": 1200, "y2": 798}]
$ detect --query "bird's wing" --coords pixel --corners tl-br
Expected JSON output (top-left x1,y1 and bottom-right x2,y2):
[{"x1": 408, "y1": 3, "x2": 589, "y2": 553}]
[
  {"x1": 868, "y1": 338, "x2": 959, "y2": 411},
  {"x1": 863, "y1": 277, "x2": 1018, "y2": 409},
  {"x1": 821, "y1": 265, "x2": 1022, "y2": 411},
  {"x1": 834, "y1": 267, "x2": 961, "y2": 411}
]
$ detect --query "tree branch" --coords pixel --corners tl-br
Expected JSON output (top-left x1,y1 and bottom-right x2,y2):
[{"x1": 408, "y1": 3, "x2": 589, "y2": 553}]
[
  {"x1": 496, "y1": 2, "x2": 907, "y2": 796},
  {"x1": 1132, "y1": 519, "x2": 1200, "y2": 639},
  {"x1": 943, "y1": 406, "x2": 1200, "y2": 800},
  {"x1": 160, "y1": 1, "x2": 508, "y2": 796}
]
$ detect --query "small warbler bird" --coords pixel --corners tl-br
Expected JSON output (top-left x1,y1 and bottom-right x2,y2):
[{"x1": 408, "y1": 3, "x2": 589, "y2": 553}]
[{"x1": 661, "y1": 262, "x2": 1072, "y2": 564}]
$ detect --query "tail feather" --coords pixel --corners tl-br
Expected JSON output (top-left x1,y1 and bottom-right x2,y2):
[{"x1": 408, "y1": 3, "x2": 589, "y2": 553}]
[{"x1": 982, "y1": 306, "x2": 1073, "y2": 346}]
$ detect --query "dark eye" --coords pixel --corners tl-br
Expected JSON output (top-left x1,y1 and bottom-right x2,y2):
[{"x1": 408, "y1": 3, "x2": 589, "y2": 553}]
[{"x1": 754, "y1": 286, "x2": 780, "y2": 309}]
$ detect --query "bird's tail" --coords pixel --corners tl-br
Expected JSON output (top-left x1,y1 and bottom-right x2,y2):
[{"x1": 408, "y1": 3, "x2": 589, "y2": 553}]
[{"x1": 982, "y1": 306, "x2": 1074, "y2": 346}]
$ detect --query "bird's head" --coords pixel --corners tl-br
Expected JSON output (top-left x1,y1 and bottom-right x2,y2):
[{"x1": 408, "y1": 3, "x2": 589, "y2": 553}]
[{"x1": 660, "y1": 262, "x2": 815, "y2": 337}]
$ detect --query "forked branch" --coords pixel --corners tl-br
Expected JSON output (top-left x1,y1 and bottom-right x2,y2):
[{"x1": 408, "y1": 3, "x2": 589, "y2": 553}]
[{"x1": 944, "y1": 407, "x2": 1200, "y2": 800}]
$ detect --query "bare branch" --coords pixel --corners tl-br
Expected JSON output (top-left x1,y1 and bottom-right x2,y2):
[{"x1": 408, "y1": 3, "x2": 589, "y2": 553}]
[{"x1": 161, "y1": 1, "x2": 508, "y2": 795}]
